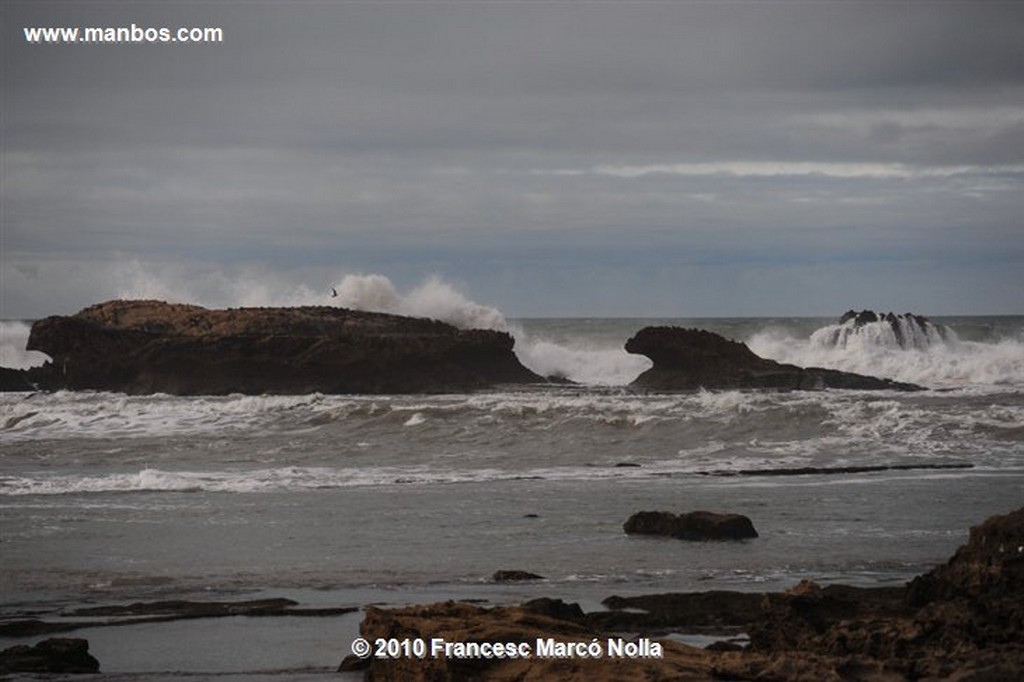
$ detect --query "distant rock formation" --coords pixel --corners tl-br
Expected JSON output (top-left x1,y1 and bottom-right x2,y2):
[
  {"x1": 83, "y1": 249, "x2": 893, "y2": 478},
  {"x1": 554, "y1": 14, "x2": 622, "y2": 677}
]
[
  {"x1": 815, "y1": 310, "x2": 955, "y2": 350},
  {"x1": 623, "y1": 510, "x2": 758, "y2": 541},
  {"x1": 8, "y1": 300, "x2": 543, "y2": 395},
  {"x1": 625, "y1": 326, "x2": 921, "y2": 391}
]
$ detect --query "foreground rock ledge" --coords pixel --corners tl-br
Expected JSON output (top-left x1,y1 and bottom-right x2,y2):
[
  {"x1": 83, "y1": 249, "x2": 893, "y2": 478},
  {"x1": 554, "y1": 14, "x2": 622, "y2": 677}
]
[
  {"x1": 346, "y1": 507, "x2": 1023, "y2": 681},
  {"x1": 12, "y1": 300, "x2": 543, "y2": 395},
  {"x1": 626, "y1": 326, "x2": 922, "y2": 391}
]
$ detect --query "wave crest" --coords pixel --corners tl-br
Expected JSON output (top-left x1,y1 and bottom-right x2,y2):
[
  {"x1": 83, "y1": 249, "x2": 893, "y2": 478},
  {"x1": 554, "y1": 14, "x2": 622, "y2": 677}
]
[
  {"x1": 331, "y1": 274, "x2": 507, "y2": 331},
  {"x1": 750, "y1": 316, "x2": 1024, "y2": 388}
]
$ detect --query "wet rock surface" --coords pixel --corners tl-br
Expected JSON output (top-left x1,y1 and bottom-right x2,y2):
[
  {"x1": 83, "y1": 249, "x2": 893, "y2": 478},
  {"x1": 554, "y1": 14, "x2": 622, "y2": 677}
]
[{"x1": 625, "y1": 326, "x2": 922, "y2": 391}]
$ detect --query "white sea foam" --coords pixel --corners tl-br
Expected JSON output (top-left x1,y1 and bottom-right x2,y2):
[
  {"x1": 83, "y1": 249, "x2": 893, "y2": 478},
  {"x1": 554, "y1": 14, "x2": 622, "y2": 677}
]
[
  {"x1": 404, "y1": 412, "x2": 427, "y2": 427},
  {"x1": 0, "y1": 464, "x2": 648, "y2": 496},
  {"x1": 511, "y1": 336, "x2": 650, "y2": 385},
  {"x1": 0, "y1": 392, "x2": 331, "y2": 441},
  {"x1": 811, "y1": 314, "x2": 956, "y2": 351},
  {"x1": 331, "y1": 274, "x2": 507, "y2": 331},
  {"x1": 0, "y1": 321, "x2": 50, "y2": 369},
  {"x1": 330, "y1": 273, "x2": 649, "y2": 384},
  {"x1": 749, "y1": 328, "x2": 1024, "y2": 388}
]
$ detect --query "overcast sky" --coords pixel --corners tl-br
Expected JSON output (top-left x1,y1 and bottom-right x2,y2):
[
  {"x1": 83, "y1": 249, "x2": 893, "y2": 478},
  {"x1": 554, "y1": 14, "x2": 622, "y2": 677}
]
[{"x1": 3, "y1": 1, "x2": 1023, "y2": 318}]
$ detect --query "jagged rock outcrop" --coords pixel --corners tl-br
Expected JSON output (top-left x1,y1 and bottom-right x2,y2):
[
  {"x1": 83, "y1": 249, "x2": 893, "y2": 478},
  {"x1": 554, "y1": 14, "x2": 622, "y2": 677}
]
[
  {"x1": 623, "y1": 510, "x2": 758, "y2": 541},
  {"x1": 907, "y1": 506, "x2": 1024, "y2": 606},
  {"x1": 10, "y1": 300, "x2": 543, "y2": 394},
  {"x1": 625, "y1": 326, "x2": 921, "y2": 391},
  {"x1": 747, "y1": 508, "x2": 1024, "y2": 678},
  {"x1": 820, "y1": 310, "x2": 955, "y2": 350}
]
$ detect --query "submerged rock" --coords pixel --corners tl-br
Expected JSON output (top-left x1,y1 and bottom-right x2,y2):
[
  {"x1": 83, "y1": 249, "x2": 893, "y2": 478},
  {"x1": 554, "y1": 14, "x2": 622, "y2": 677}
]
[
  {"x1": 11, "y1": 299, "x2": 543, "y2": 395},
  {"x1": 492, "y1": 570, "x2": 546, "y2": 582},
  {"x1": 623, "y1": 510, "x2": 758, "y2": 541},
  {"x1": 625, "y1": 326, "x2": 922, "y2": 391}
]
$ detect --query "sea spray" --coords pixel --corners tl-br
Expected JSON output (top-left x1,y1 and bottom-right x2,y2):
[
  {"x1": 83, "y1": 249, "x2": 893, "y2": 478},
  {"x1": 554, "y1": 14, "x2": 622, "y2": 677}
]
[
  {"x1": 0, "y1": 321, "x2": 50, "y2": 369},
  {"x1": 329, "y1": 273, "x2": 647, "y2": 384},
  {"x1": 749, "y1": 316, "x2": 1024, "y2": 388},
  {"x1": 331, "y1": 274, "x2": 507, "y2": 331},
  {"x1": 510, "y1": 334, "x2": 650, "y2": 385},
  {"x1": 811, "y1": 311, "x2": 957, "y2": 351}
]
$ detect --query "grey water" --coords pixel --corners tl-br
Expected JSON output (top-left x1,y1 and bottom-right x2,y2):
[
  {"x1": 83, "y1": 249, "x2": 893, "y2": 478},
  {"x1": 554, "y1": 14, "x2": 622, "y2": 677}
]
[{"x1": 1, "y1": 316, "x2": 1023, "y2": 677}]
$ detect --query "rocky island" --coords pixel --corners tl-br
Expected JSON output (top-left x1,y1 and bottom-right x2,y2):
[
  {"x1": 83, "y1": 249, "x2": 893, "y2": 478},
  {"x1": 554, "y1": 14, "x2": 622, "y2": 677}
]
[
  {"x1": 4, "y1": 299, "x2": 543, "y2": 394},
  {"x1": 625, "y1": 326, "x2": 922, "y2": 391}
]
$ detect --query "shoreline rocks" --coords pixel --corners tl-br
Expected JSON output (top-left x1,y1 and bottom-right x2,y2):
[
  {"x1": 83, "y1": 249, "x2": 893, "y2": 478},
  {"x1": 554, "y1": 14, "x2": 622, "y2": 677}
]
[
  {"x1": 625, "y1": 326, "x2": 922, "y2": 391},
  {"x1": 344, "y1": 506, "x2": 1024, "y2": 680},
  {"x1": 5, "y1": 299, "x2": 544, "y2": 395}
]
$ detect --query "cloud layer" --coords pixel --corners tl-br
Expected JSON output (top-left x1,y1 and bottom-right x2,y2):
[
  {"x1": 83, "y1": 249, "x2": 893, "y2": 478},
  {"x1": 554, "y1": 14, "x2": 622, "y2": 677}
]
[{"x1": 3, "y1": 2, "x2": 1022, "y2": 317}]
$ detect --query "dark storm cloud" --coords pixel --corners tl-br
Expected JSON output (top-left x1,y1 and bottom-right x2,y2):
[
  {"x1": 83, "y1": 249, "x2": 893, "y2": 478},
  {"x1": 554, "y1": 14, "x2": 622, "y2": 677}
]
[{"x1": 3, "y1": 1, "x2": 1023, "y2": 316}]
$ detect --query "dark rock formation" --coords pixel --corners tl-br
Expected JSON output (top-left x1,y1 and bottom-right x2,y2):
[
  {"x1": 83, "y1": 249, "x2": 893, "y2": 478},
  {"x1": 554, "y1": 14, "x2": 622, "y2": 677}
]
[
  {"x1": 521, "y1": 597, "x2": 586, "y2": 622},
  {"x1": 746, "y1": 508, "x2": 1024, "y2": 678},
  {"x1": 492, "y1": 570, "x2": 546, "y2": 582},
  {"x1": 0, "y1": 638, "x2": 100, "y2": 674},
  {"x1": 699, "y1": 462, "x2": 973, "y2": 478},
  {"x1": 7, "y1": 299, "x2": 543, "y2": 394},
  {"x1": 907, "y1": 506, "x2": 1024, "y2": 606},
  {"x1": 594, "y1": 591, "x2": 765, "y2": 632},
  {"x1": 623, "y1": 510, "x2": 758, "y2": 541},
  {"x1": 0, "y1": 366, "x2": 37, "y2": 391},
  {"x1": 625, "y1": 326, "x2": 922, "y2": 391},
  {"x1": 827, "y1": 310, "x2": 954, "y2": 349}
]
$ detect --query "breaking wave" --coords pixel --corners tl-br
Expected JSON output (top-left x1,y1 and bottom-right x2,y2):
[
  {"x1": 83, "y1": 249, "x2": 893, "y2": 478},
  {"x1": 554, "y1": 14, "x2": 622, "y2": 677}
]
[
  {"x1": 749, "y1": 313, "x2": 1024, "y2": 388},
  {"x1": 811, "y1": 311, "x2": 957, "y2": 351},
  {"x1": 329, "y1": 274, "x2": 645, "y2": 385},
  {"x1": 330, "y1": 274, "x2": 507, "y2": 331}
]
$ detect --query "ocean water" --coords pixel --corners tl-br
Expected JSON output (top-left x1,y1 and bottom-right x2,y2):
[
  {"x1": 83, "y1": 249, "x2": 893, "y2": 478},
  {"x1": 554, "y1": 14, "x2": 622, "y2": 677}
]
[{"x1": 1, "y1": 313, "x2": 1023, "y2": 678}]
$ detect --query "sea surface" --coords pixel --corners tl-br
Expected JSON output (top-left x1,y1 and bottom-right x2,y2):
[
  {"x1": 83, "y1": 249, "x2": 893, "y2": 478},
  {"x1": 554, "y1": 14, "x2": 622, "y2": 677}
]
[{"x1": 2, "y1": 314, "x2": 1023, "y2": 679}]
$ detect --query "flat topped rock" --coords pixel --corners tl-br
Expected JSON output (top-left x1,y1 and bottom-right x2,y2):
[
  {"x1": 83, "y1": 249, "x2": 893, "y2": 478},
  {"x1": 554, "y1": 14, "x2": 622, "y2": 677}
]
[
  {"x1": 625, "y1": 326, "x2": 922, "y2": 391},
  {"x1": 17, "y1": 299, "x2": 543, "y2": 395},
  {"x1": 71, "y1": 299, "x2": 456, "y2": 338}
]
